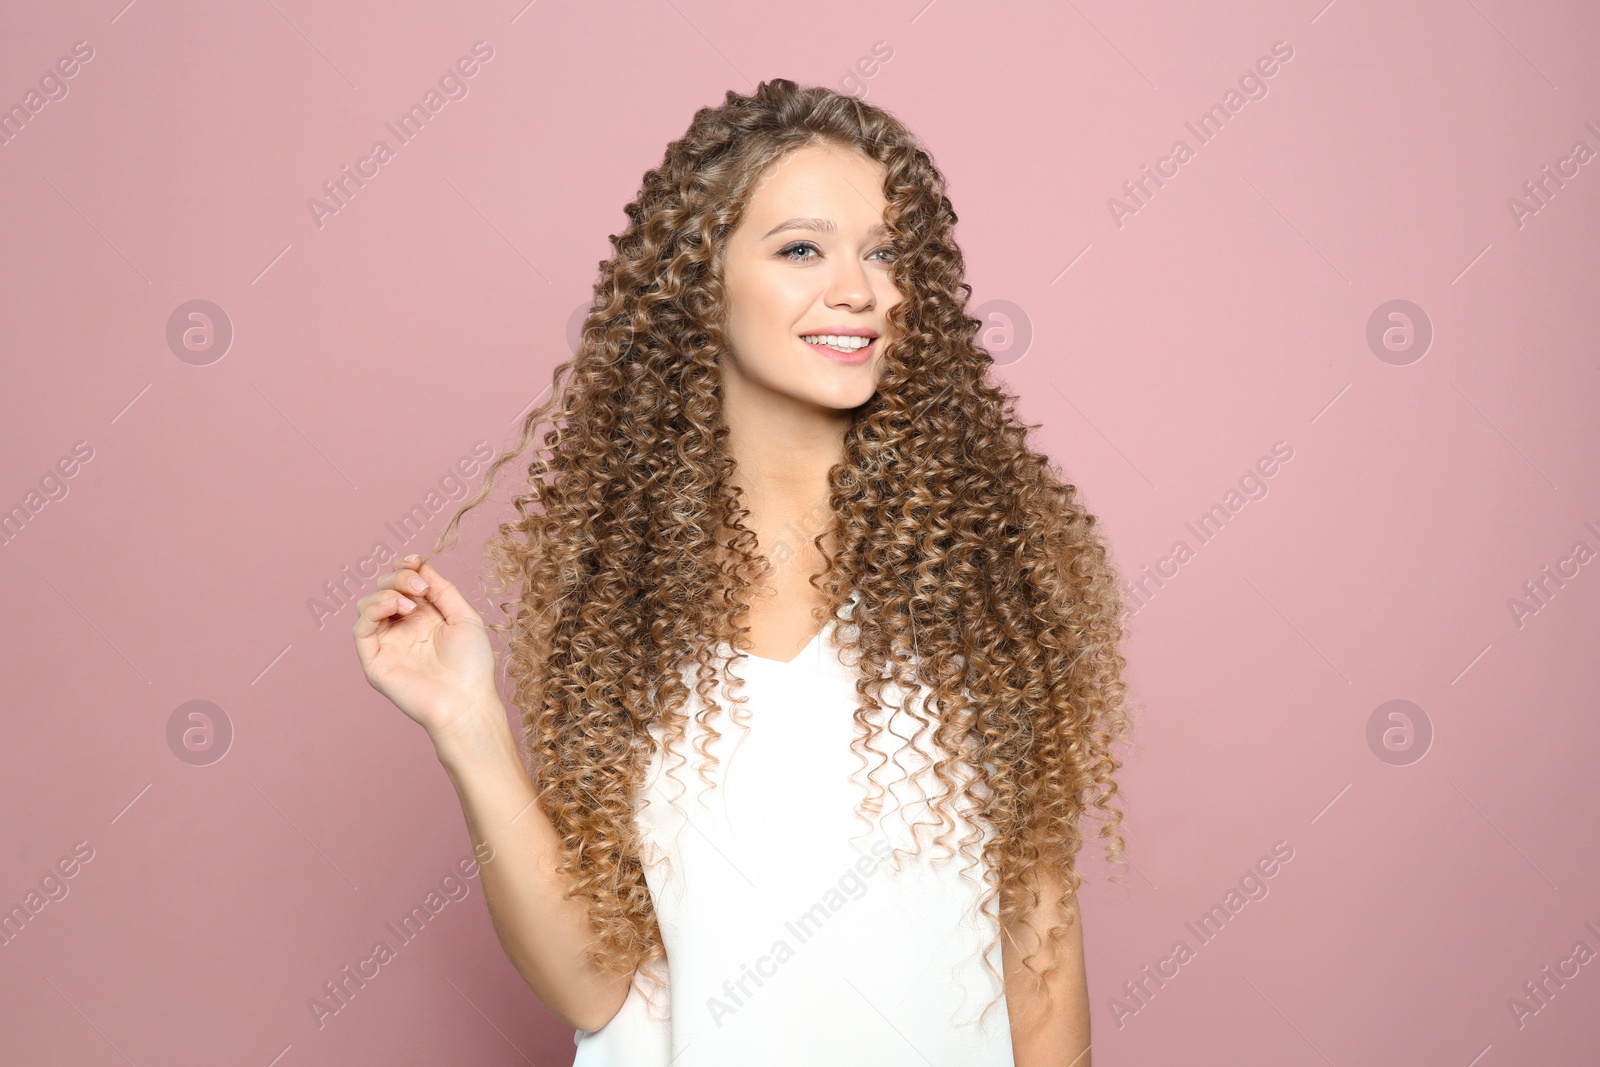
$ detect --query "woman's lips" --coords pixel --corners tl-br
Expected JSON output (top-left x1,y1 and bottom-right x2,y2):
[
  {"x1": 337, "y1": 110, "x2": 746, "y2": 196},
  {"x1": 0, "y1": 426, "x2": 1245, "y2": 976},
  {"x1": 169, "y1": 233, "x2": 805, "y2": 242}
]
[{"x1": 800, "y1": 335, "x2": 875, "y2": 365}]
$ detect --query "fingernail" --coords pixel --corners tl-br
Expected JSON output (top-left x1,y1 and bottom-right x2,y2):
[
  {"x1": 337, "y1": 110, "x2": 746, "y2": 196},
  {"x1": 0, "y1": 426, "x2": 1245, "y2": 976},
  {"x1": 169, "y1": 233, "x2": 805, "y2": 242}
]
[
  {"x1": 397, "y1": 596, "x2": 415, "y2": 610},
  {"x1": 404, "y1": 554, "x2": 420, "y2": 563},
  {"x1": 410, "y1": 577, "x2": 428, "y2": 593}
]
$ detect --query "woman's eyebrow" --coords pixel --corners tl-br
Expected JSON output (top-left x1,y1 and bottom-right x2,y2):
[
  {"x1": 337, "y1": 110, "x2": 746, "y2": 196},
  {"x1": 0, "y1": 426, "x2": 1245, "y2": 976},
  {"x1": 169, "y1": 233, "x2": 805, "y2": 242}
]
[{"x1": 762, "y1": 217, "x2": 890, "y2": 240}]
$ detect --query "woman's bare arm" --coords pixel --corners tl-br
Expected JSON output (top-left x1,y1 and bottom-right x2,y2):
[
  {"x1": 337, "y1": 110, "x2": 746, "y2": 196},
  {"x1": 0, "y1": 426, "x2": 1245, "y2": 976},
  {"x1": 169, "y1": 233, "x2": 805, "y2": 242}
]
[
  {"x1": 353, "y1": 556, "x2": 631, "y2": 1033},
  {"x1": 1003, "y1": 859, "x2": 1091, "y2": 1066},
  {"x1": 432, "y1": 708, "x2": 634, "y2": 1032}
]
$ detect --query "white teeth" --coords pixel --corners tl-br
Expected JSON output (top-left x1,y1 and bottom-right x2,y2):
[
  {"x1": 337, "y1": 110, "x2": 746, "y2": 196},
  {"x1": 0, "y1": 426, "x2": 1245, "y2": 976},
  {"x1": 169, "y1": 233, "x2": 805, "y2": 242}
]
[{"x1": 801, "y1": 334, "x2": 872, "y2": 351}]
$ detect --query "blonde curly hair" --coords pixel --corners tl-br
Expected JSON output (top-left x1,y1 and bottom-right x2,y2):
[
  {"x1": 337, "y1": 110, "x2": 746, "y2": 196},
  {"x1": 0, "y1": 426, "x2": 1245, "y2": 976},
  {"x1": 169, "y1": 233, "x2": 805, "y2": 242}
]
[{"x1": 425, "y1": 77, "x2": 1135, "y2": 1026}]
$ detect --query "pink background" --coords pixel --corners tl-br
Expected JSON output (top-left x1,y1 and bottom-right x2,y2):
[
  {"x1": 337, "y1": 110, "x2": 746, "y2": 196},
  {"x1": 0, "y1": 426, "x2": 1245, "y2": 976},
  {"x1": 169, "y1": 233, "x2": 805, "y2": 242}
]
[{"x1": 3, "y1": 0, "x2": 1598, "y2": 1064}]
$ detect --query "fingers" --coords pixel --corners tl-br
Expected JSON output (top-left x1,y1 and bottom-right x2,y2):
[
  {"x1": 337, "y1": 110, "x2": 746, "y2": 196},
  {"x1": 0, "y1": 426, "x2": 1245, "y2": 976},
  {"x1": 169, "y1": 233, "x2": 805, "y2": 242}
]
[
  {"x1": 355, "y1": 566, "x2": 420, "y2": 609},
  {"x1": 400, "y1": 555, "x2": 478, "y2": 627},
  {"x1": 351, "y1": 554, "x2": 475, "y2": 637},
  {"x1": 388, "y1": 560, "x2": 433, "y2": 600},
  {"x1": 351, "y1": 587, "x2": 415, "y2": 641}
]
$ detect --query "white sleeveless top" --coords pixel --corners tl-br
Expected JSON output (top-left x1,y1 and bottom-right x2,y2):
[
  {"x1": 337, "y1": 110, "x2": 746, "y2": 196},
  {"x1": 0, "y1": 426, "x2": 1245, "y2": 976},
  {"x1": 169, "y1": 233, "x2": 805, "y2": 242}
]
[{"x1": 571, "y1": 596, "x2": 1015, "y2": 1066}]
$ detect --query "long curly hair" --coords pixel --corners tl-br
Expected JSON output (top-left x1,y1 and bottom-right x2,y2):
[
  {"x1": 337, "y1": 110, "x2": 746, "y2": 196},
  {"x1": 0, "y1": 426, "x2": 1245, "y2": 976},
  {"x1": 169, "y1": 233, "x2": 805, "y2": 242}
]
[{"x1": 424, "y1": 78, "x2": 1135, "y2": 1028}]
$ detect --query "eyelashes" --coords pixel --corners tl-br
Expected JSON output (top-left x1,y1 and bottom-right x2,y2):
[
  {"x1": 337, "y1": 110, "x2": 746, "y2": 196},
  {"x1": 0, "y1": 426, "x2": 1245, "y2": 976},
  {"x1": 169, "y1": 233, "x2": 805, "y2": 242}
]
[{"x1": 778, "y1": 241, "x2": 901, "y2": 263}]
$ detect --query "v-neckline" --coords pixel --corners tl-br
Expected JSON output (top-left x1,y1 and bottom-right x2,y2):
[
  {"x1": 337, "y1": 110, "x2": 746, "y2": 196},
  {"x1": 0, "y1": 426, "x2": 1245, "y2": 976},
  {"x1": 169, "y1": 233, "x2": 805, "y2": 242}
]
[
  {"x1": 735, "y1": 621, "x2": 832, "y2": 667},
  {"x1": 721, "y1": 590, "x2": 858, "y2": 668}
]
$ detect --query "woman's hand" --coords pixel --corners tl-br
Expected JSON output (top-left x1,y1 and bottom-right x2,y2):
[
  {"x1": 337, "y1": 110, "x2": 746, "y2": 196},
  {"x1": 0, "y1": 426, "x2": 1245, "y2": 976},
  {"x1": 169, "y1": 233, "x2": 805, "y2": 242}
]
[{"x1": 352, "y1": 555, "x2": 501, "y2": 747}]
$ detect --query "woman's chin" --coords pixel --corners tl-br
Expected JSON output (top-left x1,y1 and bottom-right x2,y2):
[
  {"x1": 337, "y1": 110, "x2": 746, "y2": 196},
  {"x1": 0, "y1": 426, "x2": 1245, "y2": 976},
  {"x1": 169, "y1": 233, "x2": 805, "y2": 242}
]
[
  {"x1": 802, "y1": 380, "x2": 879, "y2": 413},
  {"x1": 722, "y1": 359, "x2": 880, "y2": 414}
]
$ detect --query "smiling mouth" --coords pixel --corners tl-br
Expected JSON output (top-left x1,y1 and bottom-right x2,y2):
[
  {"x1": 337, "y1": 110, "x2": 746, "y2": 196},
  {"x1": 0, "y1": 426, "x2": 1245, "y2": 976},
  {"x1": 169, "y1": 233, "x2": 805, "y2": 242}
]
[{"x1": 799, "y1": 335, "x2": 877, "y2": 361}]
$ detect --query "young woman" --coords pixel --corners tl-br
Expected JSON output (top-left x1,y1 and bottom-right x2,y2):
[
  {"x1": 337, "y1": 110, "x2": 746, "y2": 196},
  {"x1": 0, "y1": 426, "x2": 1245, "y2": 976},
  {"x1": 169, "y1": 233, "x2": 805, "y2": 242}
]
[{"x1": 353, "y1": 79, "x2": 1131, "y2": 1066}]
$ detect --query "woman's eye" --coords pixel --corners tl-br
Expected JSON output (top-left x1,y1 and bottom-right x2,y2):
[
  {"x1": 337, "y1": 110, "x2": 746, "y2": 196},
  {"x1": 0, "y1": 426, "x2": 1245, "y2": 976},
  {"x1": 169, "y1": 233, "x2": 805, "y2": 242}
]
[{"x1": 777, "y1": 242, "x2": 901, "y2": 263}]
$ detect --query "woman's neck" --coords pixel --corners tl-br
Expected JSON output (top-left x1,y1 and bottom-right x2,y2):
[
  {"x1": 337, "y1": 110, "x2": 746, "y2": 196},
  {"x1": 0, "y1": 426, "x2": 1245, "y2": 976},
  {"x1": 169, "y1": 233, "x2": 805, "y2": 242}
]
[
  {"x1": 726, "y1": 411, "x2": 845, "y2": 515},
  {"x1": 719, "y1": 381, "x2": 851, "y2": 574}
]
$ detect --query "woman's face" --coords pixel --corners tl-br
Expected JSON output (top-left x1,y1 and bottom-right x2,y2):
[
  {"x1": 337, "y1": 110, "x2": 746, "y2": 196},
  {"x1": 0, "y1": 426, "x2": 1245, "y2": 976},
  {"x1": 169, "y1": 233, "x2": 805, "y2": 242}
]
[{"x1": 718, "y1": 142, "x2": 903, "y2": 413}]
